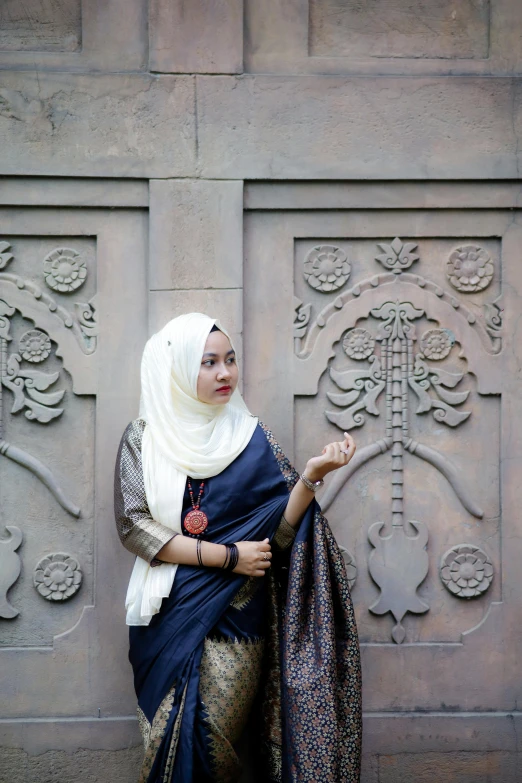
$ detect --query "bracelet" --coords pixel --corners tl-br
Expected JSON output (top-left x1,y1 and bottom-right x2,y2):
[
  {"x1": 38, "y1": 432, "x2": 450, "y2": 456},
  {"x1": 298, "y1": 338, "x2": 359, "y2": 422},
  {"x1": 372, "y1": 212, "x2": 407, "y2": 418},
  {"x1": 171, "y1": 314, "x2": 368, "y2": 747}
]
[
  {"x1": 300, "y1": 473, "x2": 324, "y2": 493},
  {"x1": 196, "y1": 538, "x2": 204, "y2": 567},
  {"x1": 222, "y1": 545, "x2": 230, "y2": 569},
  {"x1": 224, "y1": 544, "x2": 239, "y2": 572}
]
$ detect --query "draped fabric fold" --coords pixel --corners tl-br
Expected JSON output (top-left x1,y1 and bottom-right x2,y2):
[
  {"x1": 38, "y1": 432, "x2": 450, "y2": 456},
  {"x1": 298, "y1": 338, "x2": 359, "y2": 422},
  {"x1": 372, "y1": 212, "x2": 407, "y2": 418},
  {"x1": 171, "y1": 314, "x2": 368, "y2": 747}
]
[{"x1": 127, "y1": 423, "x2": 362, "y2": 783}]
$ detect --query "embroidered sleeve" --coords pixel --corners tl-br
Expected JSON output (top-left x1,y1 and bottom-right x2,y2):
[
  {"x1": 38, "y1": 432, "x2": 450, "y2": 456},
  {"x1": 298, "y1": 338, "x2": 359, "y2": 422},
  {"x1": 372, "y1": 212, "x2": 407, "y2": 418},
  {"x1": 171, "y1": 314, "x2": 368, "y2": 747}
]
[
  {"x1": 273, "y1": 515, "x2": 296, "y2": 551},
  {"x1": 114, "y1": 418, "x2": 177, "y2": 563}
]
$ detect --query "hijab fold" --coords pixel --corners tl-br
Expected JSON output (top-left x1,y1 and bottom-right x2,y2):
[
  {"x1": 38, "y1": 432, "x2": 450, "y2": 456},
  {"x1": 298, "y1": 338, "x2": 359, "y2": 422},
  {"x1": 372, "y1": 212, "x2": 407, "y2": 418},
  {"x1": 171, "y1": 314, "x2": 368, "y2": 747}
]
[{"x1": 125, "y1": 313, "x2": 258, "y2": 626}]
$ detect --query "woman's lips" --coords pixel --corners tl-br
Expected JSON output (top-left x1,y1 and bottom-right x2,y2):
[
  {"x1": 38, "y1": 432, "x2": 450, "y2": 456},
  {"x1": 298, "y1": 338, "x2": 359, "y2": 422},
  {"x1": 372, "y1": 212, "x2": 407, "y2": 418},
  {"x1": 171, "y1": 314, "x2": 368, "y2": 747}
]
[{"x1": 216, "y1": 386, "x2": 232, "y2": 394}]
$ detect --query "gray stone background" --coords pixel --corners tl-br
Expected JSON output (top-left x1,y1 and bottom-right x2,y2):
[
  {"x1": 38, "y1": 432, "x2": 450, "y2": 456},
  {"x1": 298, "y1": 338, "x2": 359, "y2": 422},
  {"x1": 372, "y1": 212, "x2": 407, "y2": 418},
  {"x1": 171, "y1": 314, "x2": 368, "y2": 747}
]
[{"x1": 0, "y1": 1, "x2": 521, "y2": 781}]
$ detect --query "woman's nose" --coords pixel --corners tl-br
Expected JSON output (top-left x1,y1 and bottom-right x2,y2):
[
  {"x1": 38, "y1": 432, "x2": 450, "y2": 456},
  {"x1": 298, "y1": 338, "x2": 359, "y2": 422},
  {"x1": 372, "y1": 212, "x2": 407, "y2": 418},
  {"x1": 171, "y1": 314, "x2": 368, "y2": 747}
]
[{"x1": 217, "y1": 364, "x2": 231, "y2": 380}]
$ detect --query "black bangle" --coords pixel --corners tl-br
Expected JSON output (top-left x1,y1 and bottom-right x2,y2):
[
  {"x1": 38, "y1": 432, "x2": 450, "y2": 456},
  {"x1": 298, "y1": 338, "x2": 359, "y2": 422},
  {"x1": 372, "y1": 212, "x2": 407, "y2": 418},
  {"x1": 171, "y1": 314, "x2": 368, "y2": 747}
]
[
  {"x1": 222, "y1": 546, "x2": 230, "y2": 569},
  {"x1": 196, "y1": 538, "x2": 204, "y2": 568},
  {"x1": 226, "y1": 544, "x2": 239, "y2": 572}
]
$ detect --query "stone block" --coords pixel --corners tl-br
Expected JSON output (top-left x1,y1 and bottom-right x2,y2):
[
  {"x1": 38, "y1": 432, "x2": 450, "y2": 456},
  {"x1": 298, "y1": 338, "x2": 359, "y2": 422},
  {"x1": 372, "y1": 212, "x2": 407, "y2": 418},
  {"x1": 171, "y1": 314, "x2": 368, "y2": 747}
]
[
  {"x1": 378, "y1": 751, "x2": 520, "y2": 783},
  {"x1": 149, "y1": 289, "x2": 243, "y2": 357},
  {"x1": 0, "y1": 0, "x2": 81, "y2": 52},
  {"x1": 150, "y1": 0, "x2": 242, "y2": 73},
  {"x1": 197, "y1": 75, "x2": 522, "y2": 179},
  {"x1": 0, "y1": 73, "x2": 195, "y2": 178},
  {"x1": 149, "y1": 180, "x2": 243, "y2": 290},
  {"x1": 309, "y1": 0, "x2": 489, "y2": 59}
]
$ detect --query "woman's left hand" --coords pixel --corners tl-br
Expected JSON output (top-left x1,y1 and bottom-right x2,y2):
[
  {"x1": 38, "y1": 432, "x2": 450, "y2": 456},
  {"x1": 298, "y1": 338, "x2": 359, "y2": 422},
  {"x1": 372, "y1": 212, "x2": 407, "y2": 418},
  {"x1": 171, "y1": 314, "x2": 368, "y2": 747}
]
[{"x1": 304, "y1": 432, "x2": 356, "y2": 483}]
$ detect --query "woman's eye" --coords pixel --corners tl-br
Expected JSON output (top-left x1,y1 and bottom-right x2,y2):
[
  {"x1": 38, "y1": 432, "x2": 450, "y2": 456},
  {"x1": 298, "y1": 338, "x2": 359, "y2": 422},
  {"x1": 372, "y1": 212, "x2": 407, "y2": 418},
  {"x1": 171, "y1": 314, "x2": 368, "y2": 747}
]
[
  {"x1": 227, "y1": 357, "x2": 236, "y2": 364},
  {"x1": 202, "y1": 360, "x2": 214, "y2": 367}
]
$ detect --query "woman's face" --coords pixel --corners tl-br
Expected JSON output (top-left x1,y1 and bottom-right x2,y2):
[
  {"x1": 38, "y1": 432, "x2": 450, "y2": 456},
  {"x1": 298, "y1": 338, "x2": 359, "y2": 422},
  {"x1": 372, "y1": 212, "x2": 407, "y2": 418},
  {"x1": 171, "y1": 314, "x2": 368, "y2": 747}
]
[{"x1": 197, "y1": 329, "x2": 239, "y2": 405}]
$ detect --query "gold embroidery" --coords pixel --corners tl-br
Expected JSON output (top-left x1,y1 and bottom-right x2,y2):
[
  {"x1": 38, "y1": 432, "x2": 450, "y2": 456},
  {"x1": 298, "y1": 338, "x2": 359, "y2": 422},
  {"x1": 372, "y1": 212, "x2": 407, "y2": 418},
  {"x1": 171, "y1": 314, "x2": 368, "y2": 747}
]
[
  {"x1": 163, "y1": 682, "x2": 188, "y2": 783},
  {"x1": 230, "y1": 577, "x2": 261, "y2": 610},
  {"x1": 136, "y1": 705, "x2": 151, "y2": 751},
  {"x1": 137, "y1": 683, "x2": 178, "y2": 783},
  {"x1": 273, "y1": 515, "x2": 296, "y2": 551},
  {"x1": 199, "y1": 636, "x2": 265, "y2": 783}
]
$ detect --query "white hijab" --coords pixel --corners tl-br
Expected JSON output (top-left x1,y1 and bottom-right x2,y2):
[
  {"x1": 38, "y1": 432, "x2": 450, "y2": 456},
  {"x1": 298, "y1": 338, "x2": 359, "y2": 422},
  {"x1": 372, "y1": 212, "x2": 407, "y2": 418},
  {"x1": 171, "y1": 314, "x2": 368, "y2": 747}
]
[{"x1": 125, "y1": 313, "x2": 258, "y2": 625}]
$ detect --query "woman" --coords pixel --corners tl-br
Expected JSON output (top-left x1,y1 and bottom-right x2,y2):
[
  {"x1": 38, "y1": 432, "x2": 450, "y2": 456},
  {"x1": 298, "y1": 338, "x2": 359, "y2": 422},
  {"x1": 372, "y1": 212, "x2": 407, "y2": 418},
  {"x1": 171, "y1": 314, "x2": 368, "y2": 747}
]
[{"x1": 114, "y1": 313, "x2": 362, "y2": 783}]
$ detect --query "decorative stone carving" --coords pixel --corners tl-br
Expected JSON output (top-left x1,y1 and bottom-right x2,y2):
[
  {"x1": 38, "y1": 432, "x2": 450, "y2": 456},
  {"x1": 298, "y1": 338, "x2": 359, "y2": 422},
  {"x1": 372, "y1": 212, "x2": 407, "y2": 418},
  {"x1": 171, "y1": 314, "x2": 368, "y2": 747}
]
[
  {"x1": 303, "y1": 245, "x2": 350, "y2": 292},
  {"x1": 0, "y1": 241, "x2": 14, "y2": 270},
  {"x1": 447, "y1": 245, "x2": 494, "y2": 292},
  {"x1": 339, "y1": 546, "x2": 357, "y2": 590},
  {"x1": 293, "y1": 296, "x2": 312, "y2": 344},
  {"x1": 484, "y1": 298, "x2": 502, "y2": 339},
  {"x1": 342, "y1": 328, "x2": 375, "y2": 360},
  {"x1": 19, "y1": 329, "x2": 52, "y2": 363},
  {"x1": 0, "y1": 302, "x2": 80, "y2": 517},
  {"x1": 34, "y1": 553, "x2": 82, "y2": 601},
  {"x1": 43, "y1": 248, "x2": 87, "y2": 293},
  {"x1": 321, "y1": 300, "x2": 484, "y2": 642},
  {"x1": 74, "y1": 295, "x2": 98, "y2": 339},
  {"x1": 375, "y1": 237, "x2": 419, "y2": 274},
  {"x1": 440, "y1": 544, "x2": 493, "y2": 598},
  {"x1": 0, "y1": 526, "x2": 23, "y2": 619},
  {"x1": 420, "y1": 328, "x2": 453, "y2": 361}
]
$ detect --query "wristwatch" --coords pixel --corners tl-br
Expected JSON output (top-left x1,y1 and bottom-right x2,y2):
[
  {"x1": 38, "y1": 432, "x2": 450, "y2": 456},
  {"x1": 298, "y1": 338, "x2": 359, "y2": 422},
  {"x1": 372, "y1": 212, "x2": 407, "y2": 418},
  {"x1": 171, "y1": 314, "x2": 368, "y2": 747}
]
[{"x1": 300, "y1": 473, "x2": 324, "y2": 493}]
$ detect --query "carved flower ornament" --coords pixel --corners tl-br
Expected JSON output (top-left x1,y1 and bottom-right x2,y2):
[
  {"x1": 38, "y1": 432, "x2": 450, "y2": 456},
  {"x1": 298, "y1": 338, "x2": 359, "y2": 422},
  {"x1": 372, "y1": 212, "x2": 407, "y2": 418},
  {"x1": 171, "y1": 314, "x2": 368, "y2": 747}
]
[
  {"x1": 420, "y1": 328, "x2": 453, "y2": 361},
  {"x1": 34, "y1": 553, "x2": 82, "y2": 601},
  {"x1": 303, "y1": 245, "x2": 351, "y2": 292},
  {"x1": 43, "y1": 247, "x2": 87, "y2": 293},
  {"x1": 343, "y1": 328, "x2": 375, "y2": 360},
  {"x1": 19, "y1": 329, "x2": 52, "y2": 363},
  {"x1": 447, "y1": 245, "x2": 494, "y2": 293},
  {"x1": 440, "y1": 544, "x2": 493, "y2": 599}
]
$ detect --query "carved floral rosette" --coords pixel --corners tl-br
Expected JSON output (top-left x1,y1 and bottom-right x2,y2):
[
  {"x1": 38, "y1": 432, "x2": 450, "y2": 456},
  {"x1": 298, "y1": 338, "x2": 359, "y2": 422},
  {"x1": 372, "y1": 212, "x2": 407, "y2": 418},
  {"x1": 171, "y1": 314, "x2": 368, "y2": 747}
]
[
  {"x1": 43, "y1": 247, "x2": 87, "y2": 293},
  {"x1": 34, "y1": 553, "x2": 83, "y2": 601},
  {"x1": 440, "y1": 544, "x2": 493, "y2": 599},
  {"x1": 303, "y1": 245, "x2": 351, "y2": 292},
  {"x1": 446, "y1": 245, "x2": 494, "y2": 293}
]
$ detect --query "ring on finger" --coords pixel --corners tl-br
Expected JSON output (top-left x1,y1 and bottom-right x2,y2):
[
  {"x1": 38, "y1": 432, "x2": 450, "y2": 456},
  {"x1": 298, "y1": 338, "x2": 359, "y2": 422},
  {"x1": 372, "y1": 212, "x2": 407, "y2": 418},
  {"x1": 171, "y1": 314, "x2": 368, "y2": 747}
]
[
  {"x1": 263, "y1": 552, "x2": 270, "y2": 561},
  {"x1": 340, "y1": 448, "x2": 350, "y2": 454}
]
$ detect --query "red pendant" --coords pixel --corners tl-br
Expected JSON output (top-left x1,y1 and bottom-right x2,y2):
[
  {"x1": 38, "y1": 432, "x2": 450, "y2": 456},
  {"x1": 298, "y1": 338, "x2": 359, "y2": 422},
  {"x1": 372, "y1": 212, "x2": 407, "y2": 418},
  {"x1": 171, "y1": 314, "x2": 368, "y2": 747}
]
[{"x1": 183, "y1": 509, "x2": 209, "y2": 536}]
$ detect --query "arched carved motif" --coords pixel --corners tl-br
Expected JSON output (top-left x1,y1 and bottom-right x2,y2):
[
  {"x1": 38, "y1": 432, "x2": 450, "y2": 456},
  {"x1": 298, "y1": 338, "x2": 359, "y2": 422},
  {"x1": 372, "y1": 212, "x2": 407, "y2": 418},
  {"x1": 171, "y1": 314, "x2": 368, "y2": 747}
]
[{"x1": 294, "y1": 241, "x2": 500, "y2": 643}]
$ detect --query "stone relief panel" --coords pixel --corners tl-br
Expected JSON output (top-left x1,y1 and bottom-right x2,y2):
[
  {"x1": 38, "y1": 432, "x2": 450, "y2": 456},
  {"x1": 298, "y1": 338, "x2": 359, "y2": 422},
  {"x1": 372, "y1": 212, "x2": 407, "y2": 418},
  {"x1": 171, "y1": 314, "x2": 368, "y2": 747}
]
[
  {"x1": 293, "y1": 236, "x2": 501, "y2": 644},
  {"x1": 309, "y1": 0, "x2": 490, "y2": 60},
  {"x1": 0, "y1": 236, "x2": 96, "y2": 647},
  {"x1": 0, "y1": 0, "x2": 81, "y2": 52}
]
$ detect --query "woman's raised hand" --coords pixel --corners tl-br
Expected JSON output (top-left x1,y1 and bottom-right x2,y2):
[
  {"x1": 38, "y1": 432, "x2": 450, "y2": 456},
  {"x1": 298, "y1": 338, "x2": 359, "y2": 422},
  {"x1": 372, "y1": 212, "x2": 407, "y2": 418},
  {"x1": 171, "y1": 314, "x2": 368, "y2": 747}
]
[
  {"x1": 304, "y1": 431, "x2": 356, "y2": 482},
  {"x1": 233, "y1": 538, "x2": 272, "y2": 577}
]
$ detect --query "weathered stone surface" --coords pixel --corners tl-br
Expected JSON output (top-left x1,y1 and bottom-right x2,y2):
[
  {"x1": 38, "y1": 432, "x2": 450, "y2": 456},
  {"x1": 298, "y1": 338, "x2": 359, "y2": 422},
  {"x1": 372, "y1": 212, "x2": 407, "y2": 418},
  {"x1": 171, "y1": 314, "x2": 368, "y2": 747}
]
[
  {"x1": 309, "y1": 0, "x2": 489, "y2": 59},
  {"x1": 0, "y1": 0, "x2": 81, "y2": 52},
  {"x1": 245, "y1": 0, "x2": 522, "y2": 76},
  {"x1": 0, "y1": 747, "x2": 143, "y2": 783},
  {"x1": 150, "y1": 0, "x2": 242, "y2": 73},
  {"x1": 150, "y1": 289, "x2": 243, "y2": 364},
  {"x1": 0, "y1": 73, "x2": 195, "y2": 177},
  {"x1": 197, "y1": 75, "x2": 522, "y2": 179},
  {"x1": 0, "y1": 0, "x2": 147, "y2": 72},
  {"x1": 378, "y1": 751, "x2": 520, "y2": 783},
  {"x1": 150, "y1": 180, "x2": 243, "y2": 290}
]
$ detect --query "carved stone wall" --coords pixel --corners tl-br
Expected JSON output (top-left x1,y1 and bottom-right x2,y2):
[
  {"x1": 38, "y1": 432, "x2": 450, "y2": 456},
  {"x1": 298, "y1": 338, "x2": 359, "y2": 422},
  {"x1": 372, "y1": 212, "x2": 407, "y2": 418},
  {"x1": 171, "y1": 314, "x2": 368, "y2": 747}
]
[{"x1": 1, "y1": 2, "x2": 522, "y2": 782}]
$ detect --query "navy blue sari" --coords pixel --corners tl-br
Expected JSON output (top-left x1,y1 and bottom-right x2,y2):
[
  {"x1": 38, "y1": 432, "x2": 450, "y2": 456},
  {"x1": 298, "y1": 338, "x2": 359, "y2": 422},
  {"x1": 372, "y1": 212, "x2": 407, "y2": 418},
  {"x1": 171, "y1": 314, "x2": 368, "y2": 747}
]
[{"x1": 129, "y1": 423, "x2": 362, "y2": 783}]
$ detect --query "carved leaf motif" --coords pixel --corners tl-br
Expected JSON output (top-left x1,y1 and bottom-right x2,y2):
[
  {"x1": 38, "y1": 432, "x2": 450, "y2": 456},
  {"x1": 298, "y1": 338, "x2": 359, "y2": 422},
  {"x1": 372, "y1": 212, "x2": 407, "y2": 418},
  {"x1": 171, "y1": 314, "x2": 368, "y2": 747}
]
[
  {"x1": 16, "y1": 368, "x2": 60, "y2": 391},
  {"x1": 293, "y1": 297, "x2": 312, "y2": 341},
  {"x1": 24, "y1": 400, "x2": 63, "y2": 423},
  {"x1": 327, "y1": 356, "x2": 385, "y2": 431},
  {"x1": 2, "y1": 349, "x2": 65, "y2": 423},
  {"x1": 25, "y1": 387, "x2": 65, "y2": 406},
  {"x1": 409, "y1": 354, "x2": 470, "y2": 427},
  {"x1": 375, "y1": 238, "x2": 420, "y2": 274},
  {"x1": 0, "y1": 299, "x2": 15, "y2": 340},
  {"x1": 0, "y1": 241, "x2": 14, "y2": 270}
]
